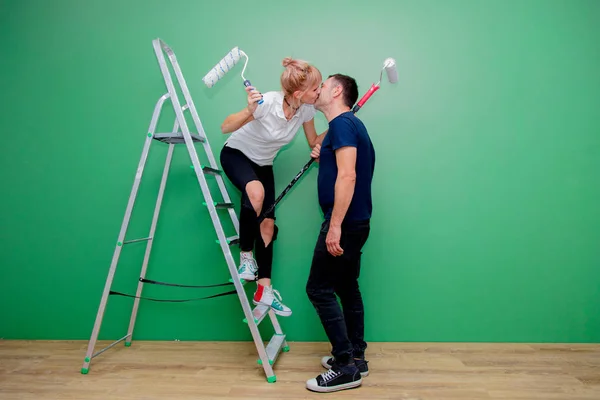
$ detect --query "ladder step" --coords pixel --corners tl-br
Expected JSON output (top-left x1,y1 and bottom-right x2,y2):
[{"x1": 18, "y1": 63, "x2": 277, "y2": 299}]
[
  {"x1": 121, "y1": 237, "x2": 152, "y2": 245},
  {"x1": 190, "y1": 165, "x2": 223, "y2": 176},
  {"x1": 202, "y1": 166, "x2": 222, "y2": 175},
  {"x1": 266, "y1": 334, "x2": 286, "y2": 363},
  {"x1": 153, "y1": 132, "x2": 205, "y2": 143},
  {"x1": 258, "y1": 333, "x2": 286, "y2": 366},
  {"x1": 216, "y1": 236, "x2": 239, "y2": 245},
  {"x1": 203, "y1": 201, "x2": 234, "y2": 209},
  {"x1": 243, "y1": 304, "x2": 270, "y2": 326}
]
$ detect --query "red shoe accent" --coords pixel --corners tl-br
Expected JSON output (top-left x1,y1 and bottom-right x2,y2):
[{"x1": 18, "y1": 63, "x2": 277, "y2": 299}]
[{"x1": 254, "y1": 284, "x2": 265, "y2": 302}]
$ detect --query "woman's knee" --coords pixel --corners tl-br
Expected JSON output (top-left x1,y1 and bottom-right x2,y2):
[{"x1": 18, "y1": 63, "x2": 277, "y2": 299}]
[
  {"x1": 260, "y1": 218, "x2": 275, "y2": 241},
  {"x1": 245, "y1": 181, "x2": 264, "y2": 209}
]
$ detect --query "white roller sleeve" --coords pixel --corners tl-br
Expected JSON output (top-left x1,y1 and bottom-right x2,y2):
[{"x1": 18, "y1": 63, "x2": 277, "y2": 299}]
[
  {"x1": 202, "y1": 47, "x2": 244, "y2": 88},
  {"x1": 384, "y1": 58, "x2": 398, "y2": 83}
]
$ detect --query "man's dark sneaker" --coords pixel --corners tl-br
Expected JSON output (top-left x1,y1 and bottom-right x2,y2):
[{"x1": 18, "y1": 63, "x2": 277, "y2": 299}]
[
  {"x1": 321, "y1": 356, "x2": 369, "y2": 377},
  {"x1": 306, "y1": 363, "x2": 362, "y2": 393}
]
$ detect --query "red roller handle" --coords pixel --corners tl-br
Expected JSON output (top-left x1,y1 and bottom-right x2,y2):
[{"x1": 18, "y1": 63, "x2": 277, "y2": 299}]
[{"x1": 352, "y1": 83, "x2": 380, "y2": 113}]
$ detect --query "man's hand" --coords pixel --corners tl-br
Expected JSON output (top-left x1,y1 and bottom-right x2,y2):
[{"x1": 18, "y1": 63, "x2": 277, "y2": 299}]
[
  {"x1": 310, "y1": 143, "x2": 321, "y2": 160},
  {"x1": 326, "y1": 223, "x2": 343, "y2": 256}
]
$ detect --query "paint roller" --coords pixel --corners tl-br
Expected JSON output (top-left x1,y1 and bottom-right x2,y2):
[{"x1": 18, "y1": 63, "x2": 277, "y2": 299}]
[
  {"x1": 352, "y1": 57, "x2": 398, "y2": 113},
  {"x1": 258, "y1": 57, "x2": 398, "y2": 223},
  {"x1": 202, "y1": 46, "x2": 263, "y2": 104}
]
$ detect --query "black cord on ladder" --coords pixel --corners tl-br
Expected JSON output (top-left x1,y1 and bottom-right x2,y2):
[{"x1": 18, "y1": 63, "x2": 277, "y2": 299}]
[
  {"x1": 139, "y1": 277, "x2": 233, "y2": 288},
  {"x1": 107, "y1": 276, "x2": 239, "y2": 302},
  {"x1": 109, "y1": 289, "x2": 237, "y2": 302}
]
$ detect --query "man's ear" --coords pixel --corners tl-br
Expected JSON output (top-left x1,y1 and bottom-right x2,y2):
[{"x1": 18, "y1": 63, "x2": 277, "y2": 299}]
[{"x1": 332, "y1": 85, "x2": 342, "y2": 99}]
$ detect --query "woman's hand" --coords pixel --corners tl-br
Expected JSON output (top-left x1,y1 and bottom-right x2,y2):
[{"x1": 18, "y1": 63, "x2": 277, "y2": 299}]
[
  {"x1": 246, "y1": 86, "x2": 262, "y2": 114},
  {"x1": 311, "y1": 143, "x2": 321, "y2": 160}
]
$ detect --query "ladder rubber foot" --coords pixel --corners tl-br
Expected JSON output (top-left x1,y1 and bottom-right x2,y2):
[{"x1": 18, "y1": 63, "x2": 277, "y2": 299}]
[
  {"x1": 257, "y1": 358, "x2": 273, "y2": 365},
  {"x1": 81, "y1": 367, "x2": 89, "y2": 374},
  {"x1": 282, "y1": 345, "x2": 290, "y2": 352},
  {"x1": 125, "y1": 342, "x2": 131, "y2": 347},
  {"x1": 267, "y1": 375, "x2": 276, "y2": 383}
]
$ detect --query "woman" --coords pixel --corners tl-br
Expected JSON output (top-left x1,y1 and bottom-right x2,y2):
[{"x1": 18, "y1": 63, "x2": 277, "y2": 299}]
[{"x1": 220, "y1": 57, "x2": 324, "y2": 317}]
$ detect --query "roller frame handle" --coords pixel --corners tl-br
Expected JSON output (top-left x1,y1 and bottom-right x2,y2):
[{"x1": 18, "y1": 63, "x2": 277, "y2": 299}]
[
  {"x1": 243, "y1": 79, "x2": 264, "y2": 105},
  {"x1": 258, "y1": 158, "x2": 314, "y2": 223},
  {"x1": 258, "y1": 84, "x2": 374, "y2": 223},
  {"x1": 351, "y1": 83, "x2": 380, "y2": 113}
]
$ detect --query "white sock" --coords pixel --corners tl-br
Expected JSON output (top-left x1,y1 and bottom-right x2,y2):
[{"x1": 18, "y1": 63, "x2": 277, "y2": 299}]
[{"x1": 241, "y1": 251, "x2": 253, "y2": 260}]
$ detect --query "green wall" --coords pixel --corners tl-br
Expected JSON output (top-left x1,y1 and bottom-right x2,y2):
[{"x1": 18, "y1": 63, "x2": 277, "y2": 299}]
[{"x1": 1, "y1": 0, "x2": 599, "y2": 343}]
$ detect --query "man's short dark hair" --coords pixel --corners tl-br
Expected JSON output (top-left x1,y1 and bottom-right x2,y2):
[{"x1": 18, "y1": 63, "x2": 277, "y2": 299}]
[{"x1": 329, "y1": 74, "x2": 358, "y2": 108}]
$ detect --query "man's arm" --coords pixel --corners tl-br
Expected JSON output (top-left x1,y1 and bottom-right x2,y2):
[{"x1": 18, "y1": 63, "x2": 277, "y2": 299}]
[
  {"x1": 325, "y1": 146, "x2": 357, "y2": 256},
  {"x1": 330, "y1": 146, "x2": 357, "y2": 227},
  {"x1": 324, "y1": 116, "x2": 359, "y2": 256}
]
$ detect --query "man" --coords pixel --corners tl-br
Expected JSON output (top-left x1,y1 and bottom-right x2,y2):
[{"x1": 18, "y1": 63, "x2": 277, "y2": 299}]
[{"x1": 305, "y1": 74, "x2": 376, "y2": 393}]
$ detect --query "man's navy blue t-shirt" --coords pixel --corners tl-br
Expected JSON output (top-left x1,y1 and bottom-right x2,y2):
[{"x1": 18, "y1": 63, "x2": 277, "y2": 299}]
[{"x1": 317, "y1": 111, "x2": 375, "y2": 222}]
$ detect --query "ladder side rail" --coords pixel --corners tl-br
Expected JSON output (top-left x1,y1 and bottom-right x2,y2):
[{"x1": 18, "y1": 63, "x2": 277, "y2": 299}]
[
  {"x1": 153, "y1": 39, "x2": 273, "y2": 376},
  {"x1": 158, "y1": 39, "x2": 240, "y2": 233},
  {"x1": 81, "y1": 93, "x2": 169, "y2": 373},
  {"x1": 125, "y1": 117, "x2": 179, "y2": 345}
]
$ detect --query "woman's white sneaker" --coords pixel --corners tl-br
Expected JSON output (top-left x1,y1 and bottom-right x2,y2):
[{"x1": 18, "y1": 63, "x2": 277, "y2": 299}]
[
  {"x1": 253, "y1": 283, "x2": 292, "y2": 317},
  {"x1": 237, "y1": 253, "x2": 258, "y2": 281}
]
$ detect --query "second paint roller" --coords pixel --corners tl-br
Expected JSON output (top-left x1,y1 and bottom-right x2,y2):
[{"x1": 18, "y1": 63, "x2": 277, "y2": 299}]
[{"x1": 352, "y1": 57, "x2": 398, "y2": 113}]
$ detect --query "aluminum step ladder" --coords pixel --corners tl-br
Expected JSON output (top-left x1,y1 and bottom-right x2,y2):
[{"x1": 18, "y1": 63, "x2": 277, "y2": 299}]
[{"x1": 81, "y1": 38, "x2": 288, "y2": 383}]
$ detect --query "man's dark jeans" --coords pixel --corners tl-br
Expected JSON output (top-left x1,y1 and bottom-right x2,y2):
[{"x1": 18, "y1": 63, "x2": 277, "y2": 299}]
[{"x1": 306, "y1": 218, "x2": 371, "y2": 365}]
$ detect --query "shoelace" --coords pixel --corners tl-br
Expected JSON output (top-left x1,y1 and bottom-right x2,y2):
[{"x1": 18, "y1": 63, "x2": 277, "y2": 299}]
[
  {"x1": 321, "y1": 369, "x2": 339, "y2": 382},
  {"x1": 242, "y1": 258, "x2": 257, "y2": 272},
  {"x1": 272, "y1": 288, "x2": 283, "y2": 303}
]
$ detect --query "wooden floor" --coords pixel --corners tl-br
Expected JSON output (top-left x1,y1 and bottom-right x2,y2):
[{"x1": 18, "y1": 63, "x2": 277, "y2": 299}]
[{"x1": 0, "y1": 340, "x2": 599, "y2": 399}]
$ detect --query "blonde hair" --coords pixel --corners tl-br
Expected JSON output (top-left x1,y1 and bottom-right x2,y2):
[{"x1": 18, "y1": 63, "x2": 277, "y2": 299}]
[{"x1": 280, "y1": 57, "x2": 322, "y2": 98}]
